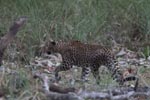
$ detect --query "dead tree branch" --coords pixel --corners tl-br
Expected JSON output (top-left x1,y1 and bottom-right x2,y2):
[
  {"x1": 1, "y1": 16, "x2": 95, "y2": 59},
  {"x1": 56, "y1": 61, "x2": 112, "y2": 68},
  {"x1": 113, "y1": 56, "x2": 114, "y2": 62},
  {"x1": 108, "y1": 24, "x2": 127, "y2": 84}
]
[
  {"x1": 34, "y1": 72, "x2": 82, "y2": 100},
  {"x1": 34, "y1": 72, "x2": 150, "y2": 100},
  {"x1": 0, "y1": 17, "x2": 27, "y2": 65}
]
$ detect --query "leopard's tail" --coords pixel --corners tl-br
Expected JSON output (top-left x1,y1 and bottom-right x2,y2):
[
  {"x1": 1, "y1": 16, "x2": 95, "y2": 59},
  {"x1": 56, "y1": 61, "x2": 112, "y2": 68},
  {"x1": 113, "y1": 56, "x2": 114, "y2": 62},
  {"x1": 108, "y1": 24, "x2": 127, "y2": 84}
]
[{"x1": 107, "y1": 60, "x2": 138, "y2": 85}]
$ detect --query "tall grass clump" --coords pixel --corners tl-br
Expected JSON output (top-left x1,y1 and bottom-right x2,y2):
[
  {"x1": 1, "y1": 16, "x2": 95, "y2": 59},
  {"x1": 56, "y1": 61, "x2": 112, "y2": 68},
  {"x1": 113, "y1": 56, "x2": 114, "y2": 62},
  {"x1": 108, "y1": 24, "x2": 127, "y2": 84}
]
[{"x1": 0, "y1": 0, "x2": 150, "y2": 60}]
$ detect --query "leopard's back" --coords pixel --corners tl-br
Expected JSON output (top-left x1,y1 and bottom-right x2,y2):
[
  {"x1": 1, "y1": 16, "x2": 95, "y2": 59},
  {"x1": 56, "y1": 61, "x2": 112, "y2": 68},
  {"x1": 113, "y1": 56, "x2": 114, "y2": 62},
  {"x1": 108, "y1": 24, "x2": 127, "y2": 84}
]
[{"x1": 61, "y1": 42, "x2": 115, "y2": 67}]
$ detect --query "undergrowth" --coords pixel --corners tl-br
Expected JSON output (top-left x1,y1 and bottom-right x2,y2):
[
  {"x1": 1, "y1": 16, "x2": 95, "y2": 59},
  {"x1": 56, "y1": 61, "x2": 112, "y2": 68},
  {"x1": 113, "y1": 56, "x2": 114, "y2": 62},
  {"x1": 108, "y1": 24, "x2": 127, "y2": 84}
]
[
  {"x1": 0, "y1": 0, "x2": 150, "y2": 99},
  {"x1": 0, "y1": 0, "x2": 150, "y2": 59}
]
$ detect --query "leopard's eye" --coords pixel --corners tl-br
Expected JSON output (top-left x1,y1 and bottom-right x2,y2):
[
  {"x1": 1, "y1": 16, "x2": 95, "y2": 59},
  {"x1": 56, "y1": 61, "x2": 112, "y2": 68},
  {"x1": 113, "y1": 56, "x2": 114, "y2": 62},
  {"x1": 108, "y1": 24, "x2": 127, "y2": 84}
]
[{"x1": 47, "y1": 51, "x2": 51, "y2": 55}]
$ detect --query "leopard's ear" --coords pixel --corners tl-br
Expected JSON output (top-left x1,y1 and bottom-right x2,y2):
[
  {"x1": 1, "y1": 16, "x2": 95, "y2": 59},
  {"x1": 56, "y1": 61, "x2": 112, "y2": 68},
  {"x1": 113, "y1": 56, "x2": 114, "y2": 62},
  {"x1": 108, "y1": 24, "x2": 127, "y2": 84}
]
[{"x1": 51, "y1": 41, "x2": 56, "y2": 45}]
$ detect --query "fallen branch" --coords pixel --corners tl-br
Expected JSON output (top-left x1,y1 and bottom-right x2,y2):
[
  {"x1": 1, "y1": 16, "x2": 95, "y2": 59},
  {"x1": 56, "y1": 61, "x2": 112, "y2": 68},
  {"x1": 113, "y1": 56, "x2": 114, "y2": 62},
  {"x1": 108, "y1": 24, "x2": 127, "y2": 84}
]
[
  {"x1": 34, "y1": 72, "x2": 150, "y2": 100},
  {"x1": 0, "y1": 17, "x2": 27, "y2": 65},
  {"x1": 132, "y1": 42, "x2": 150, "y2": 47},
  {"x1": 34, "y1": 72, "x2": 77, "y2": 94},
  {"x1": 34, "y1": 72, "x2": 81, "y2": 100}
]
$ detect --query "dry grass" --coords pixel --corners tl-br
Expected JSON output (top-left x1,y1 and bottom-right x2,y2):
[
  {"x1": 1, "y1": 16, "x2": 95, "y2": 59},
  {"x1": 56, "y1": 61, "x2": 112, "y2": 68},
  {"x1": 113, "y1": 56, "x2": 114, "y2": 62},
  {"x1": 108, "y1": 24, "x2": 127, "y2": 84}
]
[{"x1": 0, "y1": 0, "x2": 150, "y2": 99}]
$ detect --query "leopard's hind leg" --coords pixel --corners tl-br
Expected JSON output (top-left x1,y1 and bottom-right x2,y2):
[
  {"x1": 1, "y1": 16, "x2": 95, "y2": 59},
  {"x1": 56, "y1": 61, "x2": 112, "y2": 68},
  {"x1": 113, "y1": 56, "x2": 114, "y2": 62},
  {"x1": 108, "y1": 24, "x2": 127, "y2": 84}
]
[
  {"x1": 91, "y1": 66, "x2": 101, "y2": 84},
  {"x1": 81, "y1": 67, "x2": 91, "y2": 82}
]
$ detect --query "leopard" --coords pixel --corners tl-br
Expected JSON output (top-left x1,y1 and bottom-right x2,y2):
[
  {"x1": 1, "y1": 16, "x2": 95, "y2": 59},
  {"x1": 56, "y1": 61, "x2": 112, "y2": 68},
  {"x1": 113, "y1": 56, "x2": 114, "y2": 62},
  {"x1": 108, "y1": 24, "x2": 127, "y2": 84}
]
[{"x1": 40, "y1": 40, "x2": 135, "y2": 85}]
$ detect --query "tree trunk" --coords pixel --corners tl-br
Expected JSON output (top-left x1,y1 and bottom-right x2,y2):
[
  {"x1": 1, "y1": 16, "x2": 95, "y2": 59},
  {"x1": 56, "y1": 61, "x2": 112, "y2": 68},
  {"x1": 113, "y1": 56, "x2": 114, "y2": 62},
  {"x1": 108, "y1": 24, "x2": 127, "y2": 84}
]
[{"x1": 0, "y1": 17, "x2": 27, "y2": 65}]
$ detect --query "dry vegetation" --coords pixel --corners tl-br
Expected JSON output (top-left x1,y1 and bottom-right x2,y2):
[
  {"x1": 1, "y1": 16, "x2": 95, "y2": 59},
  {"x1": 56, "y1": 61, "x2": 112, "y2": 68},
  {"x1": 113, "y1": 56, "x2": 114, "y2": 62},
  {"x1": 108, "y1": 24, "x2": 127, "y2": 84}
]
[{"x1": 0, "y1": 0, "x2": 150, "y2": 100}]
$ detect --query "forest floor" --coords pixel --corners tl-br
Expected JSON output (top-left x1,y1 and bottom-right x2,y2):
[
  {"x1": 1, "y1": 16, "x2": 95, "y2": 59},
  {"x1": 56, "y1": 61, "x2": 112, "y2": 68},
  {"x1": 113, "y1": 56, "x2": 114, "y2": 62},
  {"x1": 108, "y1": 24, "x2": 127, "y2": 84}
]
[{"x1": 0, "y1": 45, "x2": 150, "y2": 100}]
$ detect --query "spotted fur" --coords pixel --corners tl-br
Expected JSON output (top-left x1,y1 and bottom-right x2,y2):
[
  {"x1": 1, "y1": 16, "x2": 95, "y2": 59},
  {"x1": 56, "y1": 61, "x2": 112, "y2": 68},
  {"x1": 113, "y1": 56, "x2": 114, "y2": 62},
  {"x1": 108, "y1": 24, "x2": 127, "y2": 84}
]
[{"x1": 41, "y1": 40, "x2": 125, "y2": 84}]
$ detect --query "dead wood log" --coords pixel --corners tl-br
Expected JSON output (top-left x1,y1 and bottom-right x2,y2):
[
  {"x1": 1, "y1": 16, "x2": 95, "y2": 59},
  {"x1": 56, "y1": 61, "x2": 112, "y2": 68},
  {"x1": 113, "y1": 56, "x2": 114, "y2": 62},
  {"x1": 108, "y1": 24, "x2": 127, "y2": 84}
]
[
  {"x1": 45, "y1": 86, "x2": 150, "y2": 100},
  {"x1": 49, "y1": 84, "x2": 76, "y2": 94},
  {"x1": 0, "y1": 17, "x2": 27, "y2": 65},
  {"x1": 45, "y1": 92, "x2": 82, "y2": 100},
  {"x1": 34, "y1": 72, "x2": 81, "y2": 100},
  {"x1": 33, "y1": 72, "x2": 77, "y2": 94},
  {"x1": 132, "y1": 42, "x2": 150, "y2": 47},
  {"x1": 34, "y1": 72, "x2": 150, "y2": 100}
]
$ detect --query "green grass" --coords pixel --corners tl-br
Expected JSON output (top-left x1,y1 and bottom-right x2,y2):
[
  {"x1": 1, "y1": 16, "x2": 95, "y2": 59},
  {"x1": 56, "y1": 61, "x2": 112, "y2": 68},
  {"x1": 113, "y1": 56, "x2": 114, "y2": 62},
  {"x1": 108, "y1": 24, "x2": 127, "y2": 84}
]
[
  {"x1": 0, "y1": 0, "x2": 150, "y2": 59},
  {"x1": 0, "y1": 0, "x2": 150, "y2": 99}
]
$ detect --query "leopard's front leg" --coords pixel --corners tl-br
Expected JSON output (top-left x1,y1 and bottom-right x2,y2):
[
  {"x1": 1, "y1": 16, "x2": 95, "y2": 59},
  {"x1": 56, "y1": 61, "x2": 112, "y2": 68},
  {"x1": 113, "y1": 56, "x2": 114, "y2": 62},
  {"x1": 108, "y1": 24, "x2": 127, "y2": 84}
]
[{"x1": 54, "y1": 62, "x2": 71, "y2": 81}]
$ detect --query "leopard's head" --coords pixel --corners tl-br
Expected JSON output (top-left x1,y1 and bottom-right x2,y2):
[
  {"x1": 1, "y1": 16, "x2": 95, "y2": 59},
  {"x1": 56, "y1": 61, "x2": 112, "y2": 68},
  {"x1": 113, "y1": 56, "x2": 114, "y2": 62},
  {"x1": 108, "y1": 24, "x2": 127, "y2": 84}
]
[{"x1": 40, "y1": 40, "x2": 57, "y2": 55}]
